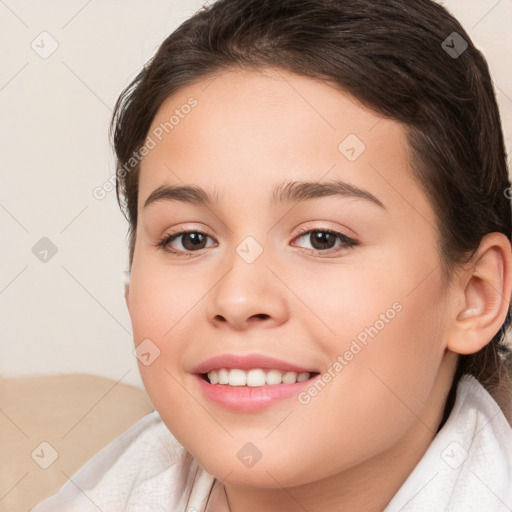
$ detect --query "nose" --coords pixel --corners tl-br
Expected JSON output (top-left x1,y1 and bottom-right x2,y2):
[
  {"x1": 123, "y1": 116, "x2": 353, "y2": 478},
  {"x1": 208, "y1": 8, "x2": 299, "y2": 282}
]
[{"x1": 205, "y1": 243, "x2": 288, "y2": 331}]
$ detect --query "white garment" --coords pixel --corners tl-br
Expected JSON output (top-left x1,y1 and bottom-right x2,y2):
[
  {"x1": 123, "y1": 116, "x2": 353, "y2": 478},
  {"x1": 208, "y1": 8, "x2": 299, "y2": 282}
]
[
  {"x1": 384, "y1": 374, "x2": 512, "y2": 511},
  {"x1": 30, "y1": 374, "x2": 512, "y2": 512}
]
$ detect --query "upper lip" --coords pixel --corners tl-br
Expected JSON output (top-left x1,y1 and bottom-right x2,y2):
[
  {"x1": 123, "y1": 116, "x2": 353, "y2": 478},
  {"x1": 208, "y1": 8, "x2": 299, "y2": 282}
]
[{"x1": 192, "y1": 353, "x2": 319, "y2": 374}]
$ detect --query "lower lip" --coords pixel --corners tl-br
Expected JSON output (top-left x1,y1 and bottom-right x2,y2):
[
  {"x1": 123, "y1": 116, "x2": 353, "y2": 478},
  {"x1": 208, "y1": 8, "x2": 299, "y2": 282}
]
[{"x1": 193, "y1": 374, "x2": 319, "y2": 412}]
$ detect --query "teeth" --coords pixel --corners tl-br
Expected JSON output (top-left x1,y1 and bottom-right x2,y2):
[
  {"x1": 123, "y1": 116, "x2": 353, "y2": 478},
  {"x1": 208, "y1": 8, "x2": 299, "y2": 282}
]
[
  {"x1": 206, "y1": 368, "x2": 312, "y2": 386},
  {"x1": 266, "y1": 369, "x2": 283, "y2": 385},
  {"x1": 218, "y1": 369, "x2": 229, "y2": 385}
]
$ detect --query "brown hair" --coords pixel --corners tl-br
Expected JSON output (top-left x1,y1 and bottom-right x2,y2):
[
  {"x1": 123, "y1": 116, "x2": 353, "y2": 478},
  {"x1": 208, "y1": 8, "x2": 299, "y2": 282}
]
[{"x1": 111, "y1": 0, "x2": 512, "y2": 408}]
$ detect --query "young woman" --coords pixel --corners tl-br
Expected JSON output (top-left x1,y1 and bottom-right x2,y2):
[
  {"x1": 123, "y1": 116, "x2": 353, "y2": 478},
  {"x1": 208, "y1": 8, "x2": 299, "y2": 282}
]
[{"x1": 31, "y1": 0, "x2": 512, "y2": 510}]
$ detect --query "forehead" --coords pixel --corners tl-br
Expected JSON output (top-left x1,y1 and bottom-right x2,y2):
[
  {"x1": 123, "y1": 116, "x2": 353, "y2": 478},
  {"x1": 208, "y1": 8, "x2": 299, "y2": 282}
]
[
  {"x1": 145, "y1": 66, "x2": 387, "y2": 155},
  {"x1": 137, "y1": 67, "x2": 432, "y2": 225}
]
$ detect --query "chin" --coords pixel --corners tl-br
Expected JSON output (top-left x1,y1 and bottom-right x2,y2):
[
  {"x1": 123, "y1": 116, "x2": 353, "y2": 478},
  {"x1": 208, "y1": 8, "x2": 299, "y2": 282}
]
[{"x1": 194, "y1": 451, "x2": 321, "y2": 490}]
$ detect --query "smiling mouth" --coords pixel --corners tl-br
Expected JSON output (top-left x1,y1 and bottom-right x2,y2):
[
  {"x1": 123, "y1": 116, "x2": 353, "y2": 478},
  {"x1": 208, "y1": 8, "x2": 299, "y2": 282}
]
[{"x1": 200, "y1": 369, "x2": 321, "y2": 386}]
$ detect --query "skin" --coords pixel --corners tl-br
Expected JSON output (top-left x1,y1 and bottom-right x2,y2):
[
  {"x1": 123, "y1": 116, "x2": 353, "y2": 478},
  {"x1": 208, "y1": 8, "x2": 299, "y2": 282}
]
[{"x1": 124, "y1": 67, "x2": 512, "y2": 511}]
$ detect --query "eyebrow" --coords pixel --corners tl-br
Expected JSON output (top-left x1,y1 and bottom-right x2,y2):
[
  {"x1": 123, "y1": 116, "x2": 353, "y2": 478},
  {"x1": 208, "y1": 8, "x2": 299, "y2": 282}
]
[{"x1": 143, "y1": 179, "x2": 385, "y2": 209}]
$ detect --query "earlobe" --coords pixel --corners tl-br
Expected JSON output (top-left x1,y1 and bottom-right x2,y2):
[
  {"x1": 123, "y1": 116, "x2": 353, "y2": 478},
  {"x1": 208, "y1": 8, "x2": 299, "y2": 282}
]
[{"x1": 447, "y1": 233, "x2": 512, "y2": 355}]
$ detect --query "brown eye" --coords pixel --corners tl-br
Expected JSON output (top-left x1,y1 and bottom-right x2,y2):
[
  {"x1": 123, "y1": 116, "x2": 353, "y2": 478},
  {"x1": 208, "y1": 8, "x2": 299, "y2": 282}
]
[
  {"x1": 294, "y1": 229, "x2": 358, "y2": 253},
  {"x1": 306, "y1": 231, "x2": 337, "y2": 250},
  {"x1": 179, "y1": 232, "x2": 208, "y2": 251},
  {"x1": 157, "y1": 231, "x2": 215, "y2": 254}
]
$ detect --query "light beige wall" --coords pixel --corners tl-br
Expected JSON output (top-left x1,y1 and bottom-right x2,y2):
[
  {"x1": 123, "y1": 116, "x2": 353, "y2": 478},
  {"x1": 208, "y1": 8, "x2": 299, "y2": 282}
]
[{"x1": 1, "y1": 0, "x2": 510, "y2": 389}]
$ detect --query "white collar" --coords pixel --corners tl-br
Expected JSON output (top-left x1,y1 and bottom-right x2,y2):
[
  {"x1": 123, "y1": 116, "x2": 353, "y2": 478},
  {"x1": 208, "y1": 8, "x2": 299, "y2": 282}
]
[{"x1": 384, "y1": 374, "x2": 512, "y2": 511}]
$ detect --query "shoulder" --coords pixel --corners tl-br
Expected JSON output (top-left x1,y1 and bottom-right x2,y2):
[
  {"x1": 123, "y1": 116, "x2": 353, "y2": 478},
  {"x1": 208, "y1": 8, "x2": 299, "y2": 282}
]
[{"x1": 29, "y1": 410, "x2": 214, "y2": 511}]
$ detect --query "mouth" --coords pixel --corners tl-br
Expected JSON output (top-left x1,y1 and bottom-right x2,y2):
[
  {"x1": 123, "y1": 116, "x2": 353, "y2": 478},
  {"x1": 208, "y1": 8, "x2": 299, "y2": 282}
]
[
  {"x1": 194, "y1": 369, "x2": 322, "y2": 412},
  {"x1": 191, "y1": 353, "x2": 322, "y2": 411}
]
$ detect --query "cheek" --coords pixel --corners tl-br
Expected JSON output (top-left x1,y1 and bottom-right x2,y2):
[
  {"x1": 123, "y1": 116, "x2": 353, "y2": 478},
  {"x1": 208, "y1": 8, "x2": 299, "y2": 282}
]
[
  {"x1": 126, "y1": 264, "x2": 202, "y2": 404},
  {"x1": 293, "y1": 252, "x2": 447, "y2": 445},
  {"x1": 128, "y1": 261, "x2": 201, "y2": 342},
  {"x1": 316, "y1": 268, "x2": 448, "y2": 447},
  {"x1": 276, "y1": 288, "x2": 447, "y2": 484}
]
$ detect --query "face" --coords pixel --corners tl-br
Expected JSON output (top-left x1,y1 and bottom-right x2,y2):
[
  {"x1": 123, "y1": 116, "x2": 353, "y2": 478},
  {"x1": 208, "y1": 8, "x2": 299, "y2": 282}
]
[{"x1": 126, "y1": 67, "x2": 457, "y2": 489}]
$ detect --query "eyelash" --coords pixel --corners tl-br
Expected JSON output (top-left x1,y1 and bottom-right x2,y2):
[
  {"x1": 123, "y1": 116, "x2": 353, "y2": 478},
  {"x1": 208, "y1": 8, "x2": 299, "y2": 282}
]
[{"x1": 155, "y1": 226, "x2": 359, "y2": 257}]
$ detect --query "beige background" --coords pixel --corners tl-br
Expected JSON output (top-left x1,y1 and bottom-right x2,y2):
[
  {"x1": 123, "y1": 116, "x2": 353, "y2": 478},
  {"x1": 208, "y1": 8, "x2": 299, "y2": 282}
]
[{"x1": 1, "y1": 0, "x2": 511, "y2": 390}]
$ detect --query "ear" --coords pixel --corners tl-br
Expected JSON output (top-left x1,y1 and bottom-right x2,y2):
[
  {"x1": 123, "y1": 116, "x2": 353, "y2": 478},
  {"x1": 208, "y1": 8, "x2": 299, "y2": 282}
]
[{"x1": 447, "y1": 233, "x2": 512, "y2": 355}]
